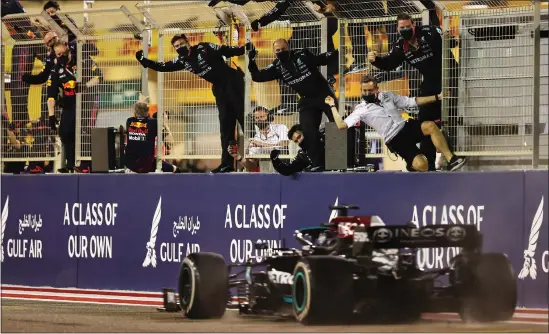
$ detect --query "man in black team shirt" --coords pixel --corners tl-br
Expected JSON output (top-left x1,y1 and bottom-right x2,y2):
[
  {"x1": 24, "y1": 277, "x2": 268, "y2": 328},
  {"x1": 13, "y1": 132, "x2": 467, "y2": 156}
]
[
  {"x1": 43, "y1": 1, "x2": 76, "y2": 43},
  {"x1": 124, "y1": 99, "x2": 180, "y2": 174},
  {"x1": 22, "y1": 31, "x2": 76, "y2": 123},
  {"x1": 248, "y1": 38, "x2": 337, "y2": 170},
  {"x1": 47, "y1": 41, "x2": 102, "y2": 173},
  {"x1": 46, "y1": 41, "x2": 78, "y2": 173},
  {"x1": 135, "y1": 34, "x2": 253, "y2": 173},
  {"x1": 369, "y1": 12, "x2": 458, "y2": 171}
]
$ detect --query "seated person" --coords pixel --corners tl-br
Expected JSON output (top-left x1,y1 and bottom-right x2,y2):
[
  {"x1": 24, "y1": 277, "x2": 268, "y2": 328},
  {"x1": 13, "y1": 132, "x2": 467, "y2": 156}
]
[
  {"x1": 124, "y1": 97, "x2": 181, "y2": 174},
  {"x1": 247, "y1": 106, "x2": 290, "y2": 156},
  {"x1": 325, "y1": 75, "x2": 467, "y2": 172},
  {"x1": 229, "y1": 106, "x2": 290, "y2": 173}
]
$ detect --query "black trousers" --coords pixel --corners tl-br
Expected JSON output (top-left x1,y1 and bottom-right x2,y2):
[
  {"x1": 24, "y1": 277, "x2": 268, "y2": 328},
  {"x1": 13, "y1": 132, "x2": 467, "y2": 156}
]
[
  {"x1": 59, "y1": 110, "x2": 76, "y2": 169},
  {"x1": 298, "y1": 96, "x2": 335, "y2": 168},
  {"x1": 417, "y1": 81, "x2": 442, "y2": 171},
  {"x1": 125, "y1": 155, "x2": 174, "y2": 173},
  {"x1": 212, "y1": 73, "x2": 245, "y2": 167}
]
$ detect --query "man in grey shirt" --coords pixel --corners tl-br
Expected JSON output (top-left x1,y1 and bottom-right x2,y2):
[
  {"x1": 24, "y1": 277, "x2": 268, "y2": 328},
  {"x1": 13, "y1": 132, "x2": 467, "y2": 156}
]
[{"x1": 326, "y1": 75, "x2": 466, "y2": 172}]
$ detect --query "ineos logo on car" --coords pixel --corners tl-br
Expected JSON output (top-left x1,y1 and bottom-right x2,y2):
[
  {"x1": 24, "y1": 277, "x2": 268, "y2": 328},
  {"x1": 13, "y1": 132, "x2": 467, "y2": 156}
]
[
  {"x1": 373, "y1": 228, "x2": 392, "y2": 243},
  {"x1": 446, "y1": 226, "x2": 467, "y2": 242}
]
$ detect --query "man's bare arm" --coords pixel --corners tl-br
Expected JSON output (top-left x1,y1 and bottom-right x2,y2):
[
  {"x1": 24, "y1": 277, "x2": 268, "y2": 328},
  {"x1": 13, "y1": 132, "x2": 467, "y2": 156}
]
[
  {"x1": 325, "y1": 96, "x2": 348, "y2": 129},
  {"x1": 416, "y1": 93, "x2": 442, "y2": 106}
]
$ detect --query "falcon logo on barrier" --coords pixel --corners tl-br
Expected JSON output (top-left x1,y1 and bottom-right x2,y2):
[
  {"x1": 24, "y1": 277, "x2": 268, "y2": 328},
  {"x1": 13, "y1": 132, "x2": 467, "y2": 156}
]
[
  {"x1": 142, "y1": 197, "x2": 201, "y2": 268},
  {"x1": 329, "y1": 197, "x2": 339, "y2": 222},
  {"x1": 1, "y1": 196, "x2": 9, "y2": 263},
  {"x1": 519, "y1": 196, "x2": 545, "y2": 280},
  {"x1": 143, "y1": 196, "x2": 162, "y2": 268}
]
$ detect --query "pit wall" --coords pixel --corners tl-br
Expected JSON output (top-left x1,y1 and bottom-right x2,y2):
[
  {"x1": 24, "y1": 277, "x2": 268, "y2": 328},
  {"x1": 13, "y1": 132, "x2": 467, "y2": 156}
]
[{"x1": 1, "y1": 171, "x2": 547, "y2": 309}]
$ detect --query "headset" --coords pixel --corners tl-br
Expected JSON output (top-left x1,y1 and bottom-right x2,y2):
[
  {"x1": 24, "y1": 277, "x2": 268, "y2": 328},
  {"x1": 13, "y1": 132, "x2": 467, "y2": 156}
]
[{"x1": 252, "y1": 106, "x2": 274, "y2": 123}]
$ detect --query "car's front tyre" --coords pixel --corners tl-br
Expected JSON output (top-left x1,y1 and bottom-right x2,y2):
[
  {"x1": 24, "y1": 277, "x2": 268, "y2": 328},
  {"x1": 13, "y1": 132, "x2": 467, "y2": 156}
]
[{"x1": 178, "y1": 252, "x2": 228, "y2": 319}]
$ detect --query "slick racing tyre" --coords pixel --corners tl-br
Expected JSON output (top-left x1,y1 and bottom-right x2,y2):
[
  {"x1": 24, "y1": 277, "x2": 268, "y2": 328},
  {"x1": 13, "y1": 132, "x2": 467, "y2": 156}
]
[
  {"x1": 178, "y1": 252, "x2": 228, "y2": 319},
  {"x1": 455, "y1": 253, "x2": 517, "y2": 322},
  {"x1": 292, "y1": 256, "x2": 354, "y2": 325}
]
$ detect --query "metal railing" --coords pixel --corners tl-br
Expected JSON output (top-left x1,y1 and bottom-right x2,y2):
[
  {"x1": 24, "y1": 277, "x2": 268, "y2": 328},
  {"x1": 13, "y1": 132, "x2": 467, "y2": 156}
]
[{"x1": 1, "y1": 0, "x2": 545, "y2": 172}]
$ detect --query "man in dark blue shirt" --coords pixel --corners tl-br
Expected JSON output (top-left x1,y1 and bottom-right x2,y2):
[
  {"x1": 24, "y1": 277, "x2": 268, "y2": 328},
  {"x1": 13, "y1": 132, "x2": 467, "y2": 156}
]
[
  {"x1": 124, "y1": 100, "x2": 180, "y2": 174},
  {"x1": 46, "y1": 41, "x2": 78, "y2": 172}
]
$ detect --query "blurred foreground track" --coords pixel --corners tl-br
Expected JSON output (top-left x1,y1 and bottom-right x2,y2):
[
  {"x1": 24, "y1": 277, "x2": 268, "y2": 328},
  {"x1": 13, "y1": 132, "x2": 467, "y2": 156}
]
[{"x1": 1, "y1": 299, "x2": 548, "y2": 333}]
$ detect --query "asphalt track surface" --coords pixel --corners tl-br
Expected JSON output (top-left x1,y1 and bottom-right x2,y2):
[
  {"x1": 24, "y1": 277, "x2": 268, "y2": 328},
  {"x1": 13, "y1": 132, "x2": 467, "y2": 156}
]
[{"x1": 2, "y1": 300, "x2": 548, "y2": 333}]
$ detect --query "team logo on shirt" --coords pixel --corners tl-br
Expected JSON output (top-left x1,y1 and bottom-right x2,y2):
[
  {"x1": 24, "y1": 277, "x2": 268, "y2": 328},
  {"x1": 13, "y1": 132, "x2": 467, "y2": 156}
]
[
  {"x1": 62, "y1": 80, "x2": 77, "y2": 89},
  {"x1": 130, "y1": 121, "x2": 148, "y2": 129}
]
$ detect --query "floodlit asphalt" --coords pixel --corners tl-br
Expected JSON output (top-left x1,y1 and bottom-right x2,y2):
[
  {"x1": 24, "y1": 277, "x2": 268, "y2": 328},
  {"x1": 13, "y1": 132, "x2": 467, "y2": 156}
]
[{"x1": 1, "y1": 299, "x2": 548, "y2": 333}]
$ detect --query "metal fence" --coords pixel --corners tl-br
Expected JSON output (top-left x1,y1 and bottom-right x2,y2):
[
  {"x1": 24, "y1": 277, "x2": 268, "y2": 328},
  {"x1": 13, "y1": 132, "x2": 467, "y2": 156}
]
[
  {"x1": 438, "y1": 0, "x2": 546, "y2": 164},
  {"x1": 1, "y1": 0, "x2": 545, "y2": 172},
  {"x1": 56, "y1": 6, "x2": 146, "y2": 162},
  {"x1": 334, "y1": 1, "x2": 427, "y2": 159},
  {"x1": 1, "y1": 11, "x2": 66, "y2": 169}
]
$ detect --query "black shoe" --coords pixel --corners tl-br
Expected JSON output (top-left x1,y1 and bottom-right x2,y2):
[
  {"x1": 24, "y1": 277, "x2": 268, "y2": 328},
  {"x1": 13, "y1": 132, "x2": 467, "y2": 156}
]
[
  {"x1": 211, "y1": 164, "x2": 234, "y2": 173},
  {"x1": 208, "y1": 0, "x2": 222, "y2": 7},
  {"x1": 327, "y1": 75, "x2": 336, "y2": 92},
  {"x1": 57, "y1": 167, "x2": 74, "y2": 173},
  {"x1": 272, "y1": 105, "x2": 289, "y2": 115},
  {"x1": 371, "y1": 67, "x2": 406, "y2": 83},
  {"x1": 447, "y1": 156, "x2": 467, "y2": 171},
  {"x1": 308, "y1": 166, "x2": 325, "y2": 173},
  {"x1": 344, "y1": 63, "x2": 369, "y2": 75},
  {"x1": 74, "y1": 166, "x2": 91, "y2": 173}
]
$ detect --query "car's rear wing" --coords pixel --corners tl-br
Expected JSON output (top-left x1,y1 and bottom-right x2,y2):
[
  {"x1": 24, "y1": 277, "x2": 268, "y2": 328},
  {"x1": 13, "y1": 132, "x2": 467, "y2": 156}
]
[{"x1": 354, "y1": 224, "x2": 482, "y2": 251}]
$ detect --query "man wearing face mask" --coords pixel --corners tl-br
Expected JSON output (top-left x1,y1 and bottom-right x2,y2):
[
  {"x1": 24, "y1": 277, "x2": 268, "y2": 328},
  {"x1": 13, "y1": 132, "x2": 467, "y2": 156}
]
[
  {"x1": 46, "y1": 41, "x2": 77, "y2": 172},
  {"x1": 368, "y1": 13, "x2": 459, "y2": 171},
  {"x1": 248, "y1": 38, "x2": 337, "y2": 170},
  {"x1": 46, "y1": 41, "x2": 101, "y2": 173},
  {"x1": 43, "y1": 1, "x2": 76, "y2": 44},
  {"x1": 43, "y1": 1, "x2": 100, "y2": 58},
  {"x1": 21, "y1": 31, "x2": 78, "y2": 125},
  {"x1": 248, "y1": 106, "x2": 289, "y2": 155},
  {"x1": 22, "y1": 31, "x2": 79, "y2": 84},
  {"x1": 135, "y1": 34, "x2": 253, "y2": 173},
  {"x1": 326, "y1": 75, "x2": 466, "y2": 172}
]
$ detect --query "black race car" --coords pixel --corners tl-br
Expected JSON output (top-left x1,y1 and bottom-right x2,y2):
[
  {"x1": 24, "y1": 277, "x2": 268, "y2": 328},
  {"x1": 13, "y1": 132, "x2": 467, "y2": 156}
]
[
  {"x1": 164, "y1": 205, "x2": 517, "y2": 326},
  {"x1": 171, "y1": 220, "x2": 340, "y2": 319}
]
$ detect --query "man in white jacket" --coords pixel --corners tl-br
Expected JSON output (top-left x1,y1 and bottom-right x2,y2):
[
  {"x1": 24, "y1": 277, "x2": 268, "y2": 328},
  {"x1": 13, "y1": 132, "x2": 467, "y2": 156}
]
[{"x1": 326, "y1": 75, "x2": 466, "y2": 172}]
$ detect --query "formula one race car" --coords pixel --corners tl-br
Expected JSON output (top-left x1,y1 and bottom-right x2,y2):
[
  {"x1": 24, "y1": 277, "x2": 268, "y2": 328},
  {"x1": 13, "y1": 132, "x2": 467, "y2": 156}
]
[
  {"x1": 171, "y1": 222, "x2": 340, "y2": 319},
  {"x1": 167, "y1": 205, "x2": 517, "y2": 326}
]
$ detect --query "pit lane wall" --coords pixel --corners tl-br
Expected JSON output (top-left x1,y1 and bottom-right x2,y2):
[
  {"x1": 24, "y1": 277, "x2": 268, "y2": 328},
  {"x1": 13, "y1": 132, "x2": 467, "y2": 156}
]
[{"x1": 0, "y1": 171, "x2": 547, "y2": 310}]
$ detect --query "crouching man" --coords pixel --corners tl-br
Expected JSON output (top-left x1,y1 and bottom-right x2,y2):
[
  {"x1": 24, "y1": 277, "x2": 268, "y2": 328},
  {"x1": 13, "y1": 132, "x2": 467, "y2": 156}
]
[
  {"x1": 326, "y1": 75, "x2": 466, "y2": 172},
  {"x1": 124, "y1": 97, "x2": 181, "y2": 173},
  {"x1": 269, "y1": 124, "x2": 323, "y2": 176}
]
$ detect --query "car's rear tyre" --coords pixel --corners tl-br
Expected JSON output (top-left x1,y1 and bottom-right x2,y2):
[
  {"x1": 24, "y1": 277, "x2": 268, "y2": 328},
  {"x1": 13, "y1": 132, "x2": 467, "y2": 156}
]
[
  {"x1": 455, "y1": 252, "x2": 517, "y2": 322},
  {"x1": 178, "y1": 252, "x2": 228, "y2": 319},
  {"x1": 292, "y1": 256, "x2": 354, "y2": 325}
]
